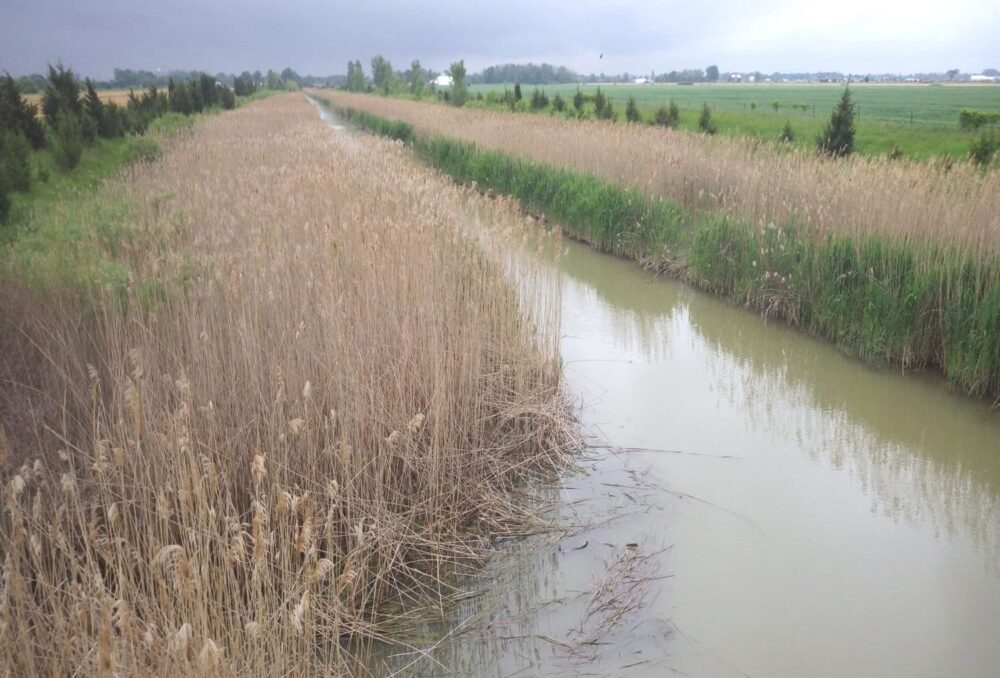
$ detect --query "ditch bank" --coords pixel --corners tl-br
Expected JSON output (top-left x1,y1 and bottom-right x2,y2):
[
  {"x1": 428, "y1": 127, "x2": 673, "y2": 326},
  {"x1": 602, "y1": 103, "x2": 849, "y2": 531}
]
[{"x1": 316, "y1": 96, "x2": 1000, "y2": 401}]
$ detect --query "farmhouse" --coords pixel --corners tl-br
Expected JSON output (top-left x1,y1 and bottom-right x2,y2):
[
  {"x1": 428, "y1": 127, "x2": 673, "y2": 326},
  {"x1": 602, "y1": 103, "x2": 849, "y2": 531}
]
[
  {"x1": 433, "y1": 74, "x2": 453, "y2": 87},
  {"x1": 971, "y1": 74, "x2": 999, "y2": 82}
]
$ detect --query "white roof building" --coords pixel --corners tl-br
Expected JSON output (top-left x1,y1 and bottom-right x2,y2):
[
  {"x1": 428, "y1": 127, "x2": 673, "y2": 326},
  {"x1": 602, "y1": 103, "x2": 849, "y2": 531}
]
[
  {"x1": 971, "y1": 74, "x2": 999, "y2": 82},
  {"x1": 433, "y1": 74, "x2": 453, "y2": 87}
]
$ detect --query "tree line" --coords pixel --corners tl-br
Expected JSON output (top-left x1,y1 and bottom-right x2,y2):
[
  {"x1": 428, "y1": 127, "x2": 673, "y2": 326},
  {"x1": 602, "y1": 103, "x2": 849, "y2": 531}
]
[
  {"x1": 8, "y1": 67, "x2": 331, "y2": 94},
  {"x1": 0, "y1": 63, "x2": 263, "y2": 222}
]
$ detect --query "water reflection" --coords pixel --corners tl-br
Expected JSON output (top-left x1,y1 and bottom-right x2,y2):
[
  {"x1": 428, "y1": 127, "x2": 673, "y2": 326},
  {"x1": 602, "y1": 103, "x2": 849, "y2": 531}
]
[
  {"x1": 373, "y1": 234, "x2": 1000, "y2": 677},
  {"x1": 550, "y1": 241, "x2": 1000, "y2": 573}
]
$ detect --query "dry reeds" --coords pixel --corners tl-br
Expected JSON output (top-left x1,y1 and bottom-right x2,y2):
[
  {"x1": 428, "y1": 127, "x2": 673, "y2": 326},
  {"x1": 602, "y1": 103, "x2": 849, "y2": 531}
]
[
  {"x1": 316, "y1": 91, "x2": 1000, "y2": 257},
  {"x1": 0, "y1": 93, "x2": 572, "y2": 675}
]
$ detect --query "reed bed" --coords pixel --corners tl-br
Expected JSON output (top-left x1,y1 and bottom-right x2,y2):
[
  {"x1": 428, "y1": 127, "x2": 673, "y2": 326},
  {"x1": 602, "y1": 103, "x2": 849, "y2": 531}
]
[
  {"x1": 0, "y1": 93, "x2": 573, "y2": 675},
  {"x1": 315, "y1": 94, "x2": 1000, "y2": 398},
  {"x1": 315, "y1": 91, "x2": 1000, "y2": 257}
]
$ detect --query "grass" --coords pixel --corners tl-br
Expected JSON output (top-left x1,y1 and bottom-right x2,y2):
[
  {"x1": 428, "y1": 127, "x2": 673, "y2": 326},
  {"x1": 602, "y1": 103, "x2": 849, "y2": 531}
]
[
  {"x1": 316, "y1": 93, "x2": 1000, "y2": 399},
  {"x1": 0, "y1": 94, "x2": 573, "y2": 675},
  {"x1": 461, "y1": 82, "x2": 1000, "y2": 160},
  {"x1": 0, "y1": 112, "x2": 215, "y2": 298}
]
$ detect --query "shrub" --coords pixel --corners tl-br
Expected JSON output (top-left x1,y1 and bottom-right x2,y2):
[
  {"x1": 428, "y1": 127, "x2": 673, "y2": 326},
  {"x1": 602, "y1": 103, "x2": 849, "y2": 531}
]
[
  {"x1": 654, "y1": 100, "x2": 679, "y2": 128},
  {"x1": 530, "y1": 88, "x2": 549, "y2": 110},
  {"x1": 0, "y1": 130, "x2": 32, "y2": 194},
  {"x1": 513, "y1": 83, "x2": 522, "y2": 102},
  {"x1": 969, "y1": 132, "x2": 998, "y2": 168},
  {"x1": 0, "y1": 75, "x2": 46, "y2": 149},
  {"x1": 593, "y1": 87, "x2": 607, "y2": 117},
  {"x1": 698, "y1": 103, "x2": 717, "y2": 134},
  {"x1": 625, "y1": 95, "x2": 641, "y2": 123},
  {"x1": 53, "y1": 112, "x2": 84, "y2": 172},
  {"x1": 218, "y1": 86, "x2": 236, "y2": 110},
  {"x1": 41, "y1": 63, "x2": 82, "y2": 127},
  {"x1": 553, "y1": 94, "x2": 566, "y2": 112},
  {"x1": 123, "y1": 137, "x2": 163, "y2": 165},
  {"x1": 779, "y1": 120, "x2": 795, "y2": 143},
  {"x1": 573, "y1": 88, "x2": 584, "y2": 113},
  {"x1": 959, "y1": 109, "x2": 1000, "y2": 131},
  {"x1": 817, "y1": 86, "x2": 856, "y2": 157},
  {"x1": 598, "y1": 100, "x2": 615, "y2": 120},
  {"x1": 449, "y1": 60, "x2": 468, "y2": 107}
]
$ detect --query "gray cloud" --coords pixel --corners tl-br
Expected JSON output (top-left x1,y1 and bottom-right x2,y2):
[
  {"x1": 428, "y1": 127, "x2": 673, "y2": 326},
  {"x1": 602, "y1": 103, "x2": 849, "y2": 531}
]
[{"x1": 1, "y1": 0, "x2": 996, "y2": 78}]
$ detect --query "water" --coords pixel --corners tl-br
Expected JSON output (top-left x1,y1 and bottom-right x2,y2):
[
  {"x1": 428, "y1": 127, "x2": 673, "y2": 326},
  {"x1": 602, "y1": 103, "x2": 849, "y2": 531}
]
[
  {"x1": 384, "y1": 238, "x2": 1000, "y2": 677},
  {"x1": 310, "y1": 101, "x2": 1000, "y2": 677}
]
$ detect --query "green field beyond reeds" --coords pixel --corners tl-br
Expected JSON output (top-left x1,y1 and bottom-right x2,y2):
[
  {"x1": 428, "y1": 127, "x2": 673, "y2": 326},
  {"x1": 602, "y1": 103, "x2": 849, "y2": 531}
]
[
  {"x1": 466, "y1": 82, "x2": 1000, "y2": 160},
  {"x1": 325, "y1": 99, "x2": 1000, "y2": 400}
]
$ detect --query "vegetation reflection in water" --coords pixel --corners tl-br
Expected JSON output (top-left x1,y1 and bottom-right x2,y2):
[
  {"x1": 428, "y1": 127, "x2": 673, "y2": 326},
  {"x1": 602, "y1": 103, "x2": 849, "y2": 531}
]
[{"x1": 374, "y1": 226, "x2": 1000, "y2": 677}]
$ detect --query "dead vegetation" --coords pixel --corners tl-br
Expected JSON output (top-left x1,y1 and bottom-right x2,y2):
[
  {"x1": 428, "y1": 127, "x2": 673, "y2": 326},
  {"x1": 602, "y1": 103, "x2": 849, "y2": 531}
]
[
  {"x1": 0, "y1": 93, "x2": 574, "y2": 675},
  {"x1": 317, "y1": 91, "x2": 1000, "y2": 257}
]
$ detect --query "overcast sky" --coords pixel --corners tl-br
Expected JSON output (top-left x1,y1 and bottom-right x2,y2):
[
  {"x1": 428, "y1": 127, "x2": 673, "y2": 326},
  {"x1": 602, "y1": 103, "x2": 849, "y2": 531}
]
[{"x1": 1, "y1": 0, "x2": 997, "y2": 78}]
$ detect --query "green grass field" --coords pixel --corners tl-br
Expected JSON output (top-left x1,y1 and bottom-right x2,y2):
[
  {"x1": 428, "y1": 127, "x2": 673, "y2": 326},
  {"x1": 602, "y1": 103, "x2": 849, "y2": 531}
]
[{"x1": 467, "y1": 82, "x2": 1000, "y2": 160}]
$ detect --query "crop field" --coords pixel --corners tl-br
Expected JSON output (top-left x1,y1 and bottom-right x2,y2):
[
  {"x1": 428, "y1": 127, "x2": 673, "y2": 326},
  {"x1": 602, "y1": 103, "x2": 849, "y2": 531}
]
[
  {"x1": 0, "y1": 94, "x2": 573, "y2": 675},
  {"x1": 317, "y1": 91, "x2": 1000, "y2": 397},
  {"x1": 24, "y1": 88, "x2": 133, "y2": 110},
  {"x1": 470, "y1": 82, "x2": 1000, "y2": 125},
  {"x1": 467, "y1": 82, "x2": 1000, "y2": 159}
]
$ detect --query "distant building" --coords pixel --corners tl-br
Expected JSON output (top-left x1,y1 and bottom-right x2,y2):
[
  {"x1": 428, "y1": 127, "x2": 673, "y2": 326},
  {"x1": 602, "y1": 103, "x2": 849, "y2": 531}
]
[
  {"x1": 433, "y1": 74, "x2": 453, "y2": 87},
  {"x1": 971, "y1": 74, "x2": 1000, "y2": 82},
  {"x1": 633, "y1": 77, "x2": 651, "y2": 84},
  {"x1": 729, "y1": 73, "x2": 742, "y2": 82}
]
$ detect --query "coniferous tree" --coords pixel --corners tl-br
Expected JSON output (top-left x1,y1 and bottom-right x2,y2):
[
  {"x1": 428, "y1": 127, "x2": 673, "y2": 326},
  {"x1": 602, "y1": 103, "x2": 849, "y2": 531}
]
[
  {"x1": 53, "y1": 112, "x2": 84, "y2": 171},
  {"x1": 573, "y1": 88, "x2": 584, "y2": 113},
  {"x1": 779, "y1": 120, "x2": 795, "y2": 143},
  {"x1": 654, "y1": 100, "x2": 679, "y2": 128},
  {"x1": 593, "y1": 88, "x2": 606, "y2": 116},
  {"x1": 409, "y1": 60, "x2": 424, "y2": 98},
  {"x1": 698, "y1": 103, "x2": 717, "y2": 134},
  {"x1": 41, "y1": 63, "x2": 82, "y2": 127},
  {"x1": 82, "y1": 79, "x2": 110, "y2": 138},
  {"x1": 0, "y1": 75, "x2": 46, "y2": 148},
  {"x1": 513, "y1": 83, "x2": 522, "y2": 102},
  {"x1": 199, "y1": 73, "x2": 217, "y2": 108},
  {"x1": 371, "y1": 56, "x2": 393, "y2": 95},
  {"x1": 553, "y1": 94, "x2": 566, "y2": 112},
  {"x1": 0, "y1": 130, "x2": 32, "y2": 192},
  {"x1": 530, "y1": 87, "x2": 549, "y2": 110},
  {"x1": 449, "y1": 60, "x2": 468, "y2": 107},
  {"x1": 218, "y1": 85, "x2": 236, "y2": 109},
  {"x1": 625, "y1": 95, "x2": 640, "y2": 122},
  {"x1": 817, "y1": 86, "x2": 856, "y2": 157}
]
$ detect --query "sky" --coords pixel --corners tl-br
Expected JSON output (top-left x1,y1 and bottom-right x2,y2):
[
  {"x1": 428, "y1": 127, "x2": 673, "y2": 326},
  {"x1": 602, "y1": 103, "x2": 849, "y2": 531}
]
[{"x1": 1, "y1": 0, "x2": 997, "y2": 78}]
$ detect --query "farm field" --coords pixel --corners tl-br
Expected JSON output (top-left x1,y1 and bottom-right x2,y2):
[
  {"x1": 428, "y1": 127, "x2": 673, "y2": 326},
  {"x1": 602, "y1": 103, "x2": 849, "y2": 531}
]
[
  {"x1": 24, "y1": 87, "x2": 133, "y2": 110},
  {"x1": 467, "y1": 82, "x2": 1000, "y2": 159}
]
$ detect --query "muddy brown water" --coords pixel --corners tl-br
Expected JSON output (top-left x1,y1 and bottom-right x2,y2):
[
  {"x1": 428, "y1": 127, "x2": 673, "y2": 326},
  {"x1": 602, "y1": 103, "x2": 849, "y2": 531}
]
[{"x1": 311, "y1": 99, "x2": 1000, "y2": 677}]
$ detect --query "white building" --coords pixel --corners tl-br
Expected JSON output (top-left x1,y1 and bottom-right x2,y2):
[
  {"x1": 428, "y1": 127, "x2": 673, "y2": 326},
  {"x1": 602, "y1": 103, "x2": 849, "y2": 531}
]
[
  {"x1": 433, "y1": 74, "x2": 453, "y2": 87},
  {"x1": 971, "y1": 74, "x2": 999, "y2": 82}
]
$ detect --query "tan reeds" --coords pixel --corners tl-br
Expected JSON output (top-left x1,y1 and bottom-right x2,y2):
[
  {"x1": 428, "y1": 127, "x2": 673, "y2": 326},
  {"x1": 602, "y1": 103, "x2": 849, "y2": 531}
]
[
  {"x1": 316, "y1": 91, "x2": 1000, "y2": 257},
  {"x1": 0, "y1": 93, "x2": 572, "y2": 675}
]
